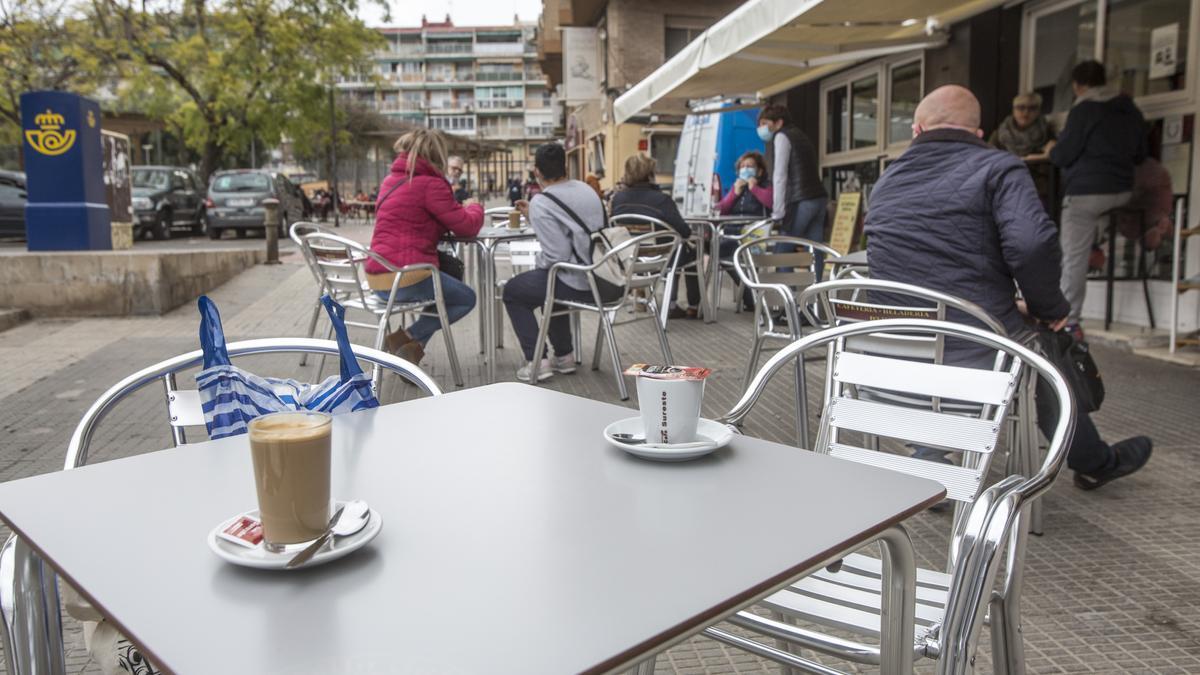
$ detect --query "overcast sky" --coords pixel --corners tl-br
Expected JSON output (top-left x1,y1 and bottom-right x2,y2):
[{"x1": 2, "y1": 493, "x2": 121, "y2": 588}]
[{"x1": 358, "y1": 0, "x2": 543, "y2": 27}]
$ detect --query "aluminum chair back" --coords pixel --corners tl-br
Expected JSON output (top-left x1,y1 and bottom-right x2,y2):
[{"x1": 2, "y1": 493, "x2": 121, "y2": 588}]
[
  {"x1": 714, "y1": 319, "x2": 1074, "y2": 673},
  {"x1": 289, "y1": 221, "x2": 336, "y2": 290},
  {"x1": 608, "y1": 214, "x2": 685, "y2": 321},
  {"x1": 299, "y1": 231, "x2": 377, "y2": 312}
]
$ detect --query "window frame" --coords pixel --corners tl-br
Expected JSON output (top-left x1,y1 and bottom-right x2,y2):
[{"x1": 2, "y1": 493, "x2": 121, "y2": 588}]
[
  {"x1": 1021, "y1": 0, "x2": 1199, "y2": 114},
  {"x1": 819, "y1": 52, "x2": 924, "y2": 167}
]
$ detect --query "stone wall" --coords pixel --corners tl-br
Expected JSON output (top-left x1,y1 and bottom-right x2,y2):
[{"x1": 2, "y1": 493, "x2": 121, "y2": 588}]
[{"x1": 0, "y1": 248, "x2": 265, "y2": 317}]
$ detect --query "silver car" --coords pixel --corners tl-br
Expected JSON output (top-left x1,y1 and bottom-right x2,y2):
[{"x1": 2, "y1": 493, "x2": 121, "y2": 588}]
[{"x1": 205, "y1": 169, "x2": 304, "y2": 239}]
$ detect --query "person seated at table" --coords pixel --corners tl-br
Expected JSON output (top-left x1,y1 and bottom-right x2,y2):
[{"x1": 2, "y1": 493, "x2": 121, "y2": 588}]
[
  {"x1": 989, "y1": 93, "x2": 1057, "y2": 160},
  {"x1": 715, "y1": 150, "x2": 773, "y2": 311},
  {"x1": 447, "y1": 155, "x2": 470, "y2": 203},
  {"x1": 505, "y1": 143, "x2": 623, "y2": 382},
  {"x1": 611, "y1": 153, "x2": 701, "y2": 319},
  {"x1": 366, "y1": 128, "x2": 483, "y2": 366},
  {"x1": 864, "y1": 84, "x2": 1151, "y2": 492}
]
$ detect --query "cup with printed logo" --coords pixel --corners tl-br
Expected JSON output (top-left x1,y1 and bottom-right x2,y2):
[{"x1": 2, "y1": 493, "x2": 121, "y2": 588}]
[
  {"x1": 248, "y1": 411, "x2": 332, "y2": 553},
  {"x1": 627, "y1": 365, "x2": 712, "y2": 445}
]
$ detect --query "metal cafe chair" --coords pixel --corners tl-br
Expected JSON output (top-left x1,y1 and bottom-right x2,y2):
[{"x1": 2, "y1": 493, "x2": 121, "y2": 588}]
[
  {"x1": 800, "y1": 278, "x2": 1047, "y2": 536},
  {"x1": 732, "y1": 235, "x2": 842, "y2": 446},
  {"x1": 0, "y1": 338, "x2": 441, "y2": 675},
  {"x1": 714, "y1": 218, "x2": 774, "y2": 313},
  {"x1": 697, "y1": 319, "x2": 1073, "y2": 675},
  {"x1": 607, "y1": 213, "x2": 696, "y2": 329},
  {"x1": 300, "y1": 231, "x2": 466, "y2": 387},
  {"x1": 289, "y1": 221, "x2": 340, "y2": 366},
  {"x1": 524, "y1": 230, "x2": 682, "y2": 400}
]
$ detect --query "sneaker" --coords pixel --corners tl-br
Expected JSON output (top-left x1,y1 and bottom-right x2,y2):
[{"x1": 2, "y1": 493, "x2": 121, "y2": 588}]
[
  {"x1": 1074, "y1": 436, "x2": 1152, "y2": 490},
  {"x1": 517, "y1": 359, "x2": 554, "y2": 382},
  {"x1": 551, "y1": 354, "x2": 577, "y2": 374}
]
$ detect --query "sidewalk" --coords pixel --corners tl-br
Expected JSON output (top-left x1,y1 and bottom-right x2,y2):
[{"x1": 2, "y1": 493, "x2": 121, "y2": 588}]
[{"x1": 1, "y1": 221, "x2": 1198, "y2": 673}]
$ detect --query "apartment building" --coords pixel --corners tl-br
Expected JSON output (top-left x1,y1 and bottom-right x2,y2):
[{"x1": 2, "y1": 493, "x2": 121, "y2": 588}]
[
  {"x1": 538, "y1": 0, "x2": 744, "y2": 190},
  {"x1": 338, "y1": 16, "x2": 559, "y2": 192}
]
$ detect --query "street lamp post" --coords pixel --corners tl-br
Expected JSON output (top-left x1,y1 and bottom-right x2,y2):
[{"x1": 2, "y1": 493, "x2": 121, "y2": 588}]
[{"x1": 329, "y1": 79, "x2": 340, "y2": 228}]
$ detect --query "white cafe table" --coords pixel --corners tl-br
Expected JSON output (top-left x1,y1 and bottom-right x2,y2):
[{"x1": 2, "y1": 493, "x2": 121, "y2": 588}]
[{"x1": 0, "y1": 384, "x2": 942, "y2": 674}]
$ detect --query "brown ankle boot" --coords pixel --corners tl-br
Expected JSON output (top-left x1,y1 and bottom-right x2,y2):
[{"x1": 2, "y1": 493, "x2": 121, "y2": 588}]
[
  {"x1": 385, "y1": 328, "x2": 414, "y2": 355},
  {"x1": 397, "y1": 340, "x2": 424, "y2": 366}
]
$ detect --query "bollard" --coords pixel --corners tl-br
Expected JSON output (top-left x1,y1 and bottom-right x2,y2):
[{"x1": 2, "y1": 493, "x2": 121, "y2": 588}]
[{"x1": 262, "y1": 198, "x2": 281, "y2": 265}]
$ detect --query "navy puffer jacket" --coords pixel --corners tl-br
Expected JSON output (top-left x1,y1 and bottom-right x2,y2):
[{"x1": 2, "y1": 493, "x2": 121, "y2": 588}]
[{"x1": 865, "y1": 129, "x2": 1070, "y2": 363}]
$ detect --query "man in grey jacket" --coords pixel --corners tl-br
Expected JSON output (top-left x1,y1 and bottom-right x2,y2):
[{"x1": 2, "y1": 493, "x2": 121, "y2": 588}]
[
  {"x1": 505, "y1": 143, "x2": 622, "y2": 382},
  {"x1": 866, "y1": 85, "x2": 1150, "y2": 492}
]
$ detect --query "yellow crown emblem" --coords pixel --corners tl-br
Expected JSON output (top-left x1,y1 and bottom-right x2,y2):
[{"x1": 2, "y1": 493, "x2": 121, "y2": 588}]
[{"x1": 26, "y1": 108, "x2": 76, "y2": 156}]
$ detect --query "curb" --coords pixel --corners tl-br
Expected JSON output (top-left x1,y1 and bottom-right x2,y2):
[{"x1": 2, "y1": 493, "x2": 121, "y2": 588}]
[{"x1": 0, "y1": 308, "x2": 30, "y2": 334}]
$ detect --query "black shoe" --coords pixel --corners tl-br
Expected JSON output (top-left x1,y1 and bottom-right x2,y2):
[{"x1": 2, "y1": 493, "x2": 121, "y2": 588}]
[
  {"x1": 1074, "y1": 436, "x2": 1152, "y2": 491},
  {"x1": 667, "y1": 305, "x2": 688, "y2": 320}
]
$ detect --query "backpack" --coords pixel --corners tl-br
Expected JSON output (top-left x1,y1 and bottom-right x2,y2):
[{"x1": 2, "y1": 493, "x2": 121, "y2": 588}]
[{"x1": 538, "y1": 190, "x2": 632, "y2": 288}]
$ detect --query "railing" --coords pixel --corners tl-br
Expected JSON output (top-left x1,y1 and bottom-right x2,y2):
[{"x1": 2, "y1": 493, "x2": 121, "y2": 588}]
[
  {"x1": 474, "y1": 71, "x2": 525, "y2": 82},
  {"x1": 526, "y1": 125, "x2": 555, "y2": 138},
  {"x1": 426, "y1": 72, "x2": 475, "y2": 83},
  {"x1": 478, "y1": 126, "x2": 525, "y2": 139},
  {"x1": 474, "y1": 42, "x2": 525, "y2": 57},
  {"x1": 383, "y1": 73, "x2": 425, "y2": 83},
  {"x1": 428, "y1": 100, "x2": 473, "y2": 110},
  {"x1": 375, "y1": 45, "x2": 424, "y2": 58},
  {"x1": 377, "y1": 102, "x2": 425, "y2": 112},
  {"x1": 475, "y1": 99, "x2": 524, "y2": 110},
  {"x1": 425, "y1": 42, "x2": 473, "y2": 55}
]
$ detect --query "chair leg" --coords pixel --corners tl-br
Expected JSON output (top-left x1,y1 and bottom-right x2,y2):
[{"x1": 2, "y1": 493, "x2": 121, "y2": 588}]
[
  {"x1": 433, "y1": 299, "x2": 465, "y2": 388},
  {"x1": 1021, "y1": 377, "x2": 1044, "y2": 535},
  {"x1": 591, "y1": 319, "x2": 605, "y2": 371},
  {"x1": 600, "y1": 310, "x2": 629, "y2": 400},
  {"x1": 991, "y1": 506, "x2": 1031, "y2": 675},
  {"x1": 647, "y1": 296, "x2": 674, "y2": 364},
  {"x1": 495, "y1": 296, "x2": 505, "y2": 349},
  {"x1": 300, "y1": 300, "x2": 322, "y2": 366},
  {"x1": 0, "y1": 535, "x2": 66, "y2": 675},
  {"x1": 571, "y1": 312, "x2": 583, "y2": 364},
  {"x1": 528, "y1": 299, "x2": 555, "y2": 386},
  {"x1": 743, "y1": 332, "x2": 765, "y2": 392}
]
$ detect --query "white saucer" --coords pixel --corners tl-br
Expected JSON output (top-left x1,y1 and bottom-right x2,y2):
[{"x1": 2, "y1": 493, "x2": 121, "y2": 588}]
[
  {"x1": 602, "y1": 417, "x2": 734, "y2": 462},
  {"x1": 207, "y1": 500, "x2": 382, "y2": 571}
]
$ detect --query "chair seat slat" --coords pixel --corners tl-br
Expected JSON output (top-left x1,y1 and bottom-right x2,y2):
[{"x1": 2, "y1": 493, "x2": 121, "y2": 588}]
[
  {"x1": 828, "y1": 443, "x2": 984, "y2": 502},
  {"x1": 786, "y1": 576, "x2": 947, "y2": 625},
  {"x1": 834, "y1": 351, "x2": 1015, "y2": 405},
  {"x1": 827, "y1": 397, "x2": 999, "y2": 454}
]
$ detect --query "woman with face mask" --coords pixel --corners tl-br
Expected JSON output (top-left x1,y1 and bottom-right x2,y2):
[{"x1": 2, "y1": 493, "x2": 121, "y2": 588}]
[
  {"x1": 716, "y1": 151, "x2": 772, "y2": 217},
  {"x1": 713, "y1": 151, "x2": 772, "y2": 311}
]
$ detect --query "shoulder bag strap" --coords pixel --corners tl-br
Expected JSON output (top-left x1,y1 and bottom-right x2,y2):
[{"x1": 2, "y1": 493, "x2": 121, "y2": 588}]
[
  {"x1": 537, "y1": 190, "x2": 595, "y2": 264},
  {"x1": 375, "y1": 177, "x2": 409, "y2": 210}
]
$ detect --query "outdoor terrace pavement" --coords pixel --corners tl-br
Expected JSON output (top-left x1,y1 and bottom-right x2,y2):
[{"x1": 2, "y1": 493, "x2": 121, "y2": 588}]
[{"x1": 0, "y1": 219, "x2": 1197, "y2": 673}]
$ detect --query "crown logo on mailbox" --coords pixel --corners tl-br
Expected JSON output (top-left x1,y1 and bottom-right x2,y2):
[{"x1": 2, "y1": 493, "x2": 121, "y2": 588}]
[{"x1": 26, "y1": 108, "x2": 76, "y2": 156}]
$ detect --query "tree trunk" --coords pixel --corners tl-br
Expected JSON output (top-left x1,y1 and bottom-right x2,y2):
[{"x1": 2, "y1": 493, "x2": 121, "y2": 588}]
[{"x1": 199, "y1": 139, "x2": 220, "y2": 184}]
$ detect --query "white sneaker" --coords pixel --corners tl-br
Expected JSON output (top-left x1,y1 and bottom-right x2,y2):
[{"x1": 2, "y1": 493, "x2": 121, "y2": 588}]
[
  {"x1": 517, "y1": 359, "x2": 553, "y2": 382},
  {"x1": 551, "y1": 354, "x2": 577, "y2": 374}
]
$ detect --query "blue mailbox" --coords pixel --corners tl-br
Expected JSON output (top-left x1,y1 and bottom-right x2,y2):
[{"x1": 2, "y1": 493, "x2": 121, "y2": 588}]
[{"x1": 21, "y1": 91, "x2": 111, "y2": 250}]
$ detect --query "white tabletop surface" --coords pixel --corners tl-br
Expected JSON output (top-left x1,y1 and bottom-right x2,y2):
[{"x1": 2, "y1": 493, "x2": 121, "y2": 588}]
[{"x1": 0, "y1": 383, "x2": 942, "y2": 674}]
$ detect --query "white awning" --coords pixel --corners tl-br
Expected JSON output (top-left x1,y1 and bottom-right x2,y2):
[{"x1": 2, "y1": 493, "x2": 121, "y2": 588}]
[{"x1": 613, "y1": 0, "x2": 1008, "y2": 123}]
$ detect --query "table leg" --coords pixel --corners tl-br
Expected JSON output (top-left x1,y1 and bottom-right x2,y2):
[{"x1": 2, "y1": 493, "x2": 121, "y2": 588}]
[
  {"x1": 878, "y1": 525, "x2": 916, "y2": 675},
  {"x1": 707, "y1": 224, "x2": 721, "y2": 324},
  {"x1": 484, "y1": 241, "x2": 498, "y2": 384},
  {"x1": 0, "y1": 535, "x2": 67, "y2": 675}
]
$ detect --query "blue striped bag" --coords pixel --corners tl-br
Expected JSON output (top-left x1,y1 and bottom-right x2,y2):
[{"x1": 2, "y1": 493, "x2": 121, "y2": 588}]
[{"x1": 195, "y1": 295, "x2": 379, "y2": 440}]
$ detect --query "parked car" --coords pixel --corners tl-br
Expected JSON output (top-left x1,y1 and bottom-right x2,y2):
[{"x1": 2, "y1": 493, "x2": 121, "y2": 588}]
[
  {"x1": 205, "y1": 169, "x2": 304, "y2": 239},
  {"x1": 0, "y1": 170, "x2": 26, "y2": 239},
  {"x1": 131, "y1": 166, "x2": 207, "y2": 240}
]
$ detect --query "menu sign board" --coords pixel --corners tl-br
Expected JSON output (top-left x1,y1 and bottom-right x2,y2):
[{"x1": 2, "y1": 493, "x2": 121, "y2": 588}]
[{"x1": 829, "y1": 191, "x2": 862, "y2": 256}]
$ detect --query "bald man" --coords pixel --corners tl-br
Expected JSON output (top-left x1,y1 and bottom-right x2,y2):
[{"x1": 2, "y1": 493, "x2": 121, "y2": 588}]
[{"x1": 864, "y1": 85, "x2": 1151, "y2": 492}]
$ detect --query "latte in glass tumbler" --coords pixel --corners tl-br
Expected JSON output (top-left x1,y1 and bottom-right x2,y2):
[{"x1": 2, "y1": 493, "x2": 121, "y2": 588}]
[{"x1": 248, "y1": 411, "x2": 332, "y2": 552}]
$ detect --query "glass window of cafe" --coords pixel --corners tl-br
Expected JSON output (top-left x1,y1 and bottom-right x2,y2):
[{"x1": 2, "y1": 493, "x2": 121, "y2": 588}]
[
  {"x1": 1024, "y1": 0, "x2": 1194, "y2": 113},
  {"x1": 821, "y1": 55, "x2": 924, "y2": 163}
]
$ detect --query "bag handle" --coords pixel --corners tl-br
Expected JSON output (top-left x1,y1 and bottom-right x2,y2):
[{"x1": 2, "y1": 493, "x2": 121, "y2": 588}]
[
  {"x1": 321, "y1": 295, "x2": 367, "y2": 382},
  {"x1": 198, "y1": 296, "x2": 231, "y2": 370}
]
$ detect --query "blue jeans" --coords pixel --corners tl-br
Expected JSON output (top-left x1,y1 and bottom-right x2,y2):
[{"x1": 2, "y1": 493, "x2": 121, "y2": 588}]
[
  {"x1": 375, "y1": 271, "x2": 475, "y2": 345},
  {"x1": 776, "y1": 197, "x2": 828, "y2": 274}
]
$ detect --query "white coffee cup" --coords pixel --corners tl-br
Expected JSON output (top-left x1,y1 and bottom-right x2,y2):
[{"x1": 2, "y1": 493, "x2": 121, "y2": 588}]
[{"x1": 636, "y1": 374, "x2": 705, "y2": 445}]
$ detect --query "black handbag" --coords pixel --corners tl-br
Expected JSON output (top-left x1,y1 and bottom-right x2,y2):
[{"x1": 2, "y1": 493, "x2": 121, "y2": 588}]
[
  {"x1": 436, "y1": 249, "x2": 465, "y2": 281},
  {"x1": 1038, "y1": 328, "x2": 1105, "y2": 413}
]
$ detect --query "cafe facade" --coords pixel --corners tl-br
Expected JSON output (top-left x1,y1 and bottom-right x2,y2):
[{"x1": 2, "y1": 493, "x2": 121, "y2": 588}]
[{"x1": 614, "y1": 0, "x2": 1200, "y2": 335}]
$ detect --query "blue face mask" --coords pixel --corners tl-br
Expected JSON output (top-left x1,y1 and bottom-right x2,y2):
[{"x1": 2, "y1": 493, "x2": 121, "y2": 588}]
[
  {"x1": 738, "y1": 167, "x2": 756, "y2": 181},
  {"x1": 756, "y1": 124, "x2": 773, "y2": 141}
]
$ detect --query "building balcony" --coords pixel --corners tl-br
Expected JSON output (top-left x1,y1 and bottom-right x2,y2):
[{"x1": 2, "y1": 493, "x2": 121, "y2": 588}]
[
  {"x1": 526, "y1": 125, "x2": 555, "y2": 138},
  {"x1": 425, "y1": 43, "x2": 474, "y2": 56},
  {"x1": 478, "y1": 126, "x2": 526, "y2": 139},
  {"x1": 476, "y1": 99, "x2": 524, "y2": 111},
  {"x1": 474, "y1": 43, "x2": 525, "y2": 57},
  {"x1": 377, "y1": 102, "x2": 425, "y2": 113},
  {"x1": 474, "y1": 71, "x2": 525, "y2": 83}
]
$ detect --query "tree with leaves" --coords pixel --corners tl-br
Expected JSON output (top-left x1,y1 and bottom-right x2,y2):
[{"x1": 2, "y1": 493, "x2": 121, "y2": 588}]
[{"x1": 90, "y1": 0, "x2": 384, "y2": 180}]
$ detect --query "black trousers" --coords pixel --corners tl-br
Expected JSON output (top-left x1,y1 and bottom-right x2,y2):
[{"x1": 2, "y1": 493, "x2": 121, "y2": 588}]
[{"x1": 502, "y1": 268, "x2": 623, "y2": 362}]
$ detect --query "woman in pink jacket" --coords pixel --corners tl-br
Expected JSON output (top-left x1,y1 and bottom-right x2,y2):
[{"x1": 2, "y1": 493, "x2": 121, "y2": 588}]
[{"x1": 366, "y1": 129, "x2": 484, "y2": 365}]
